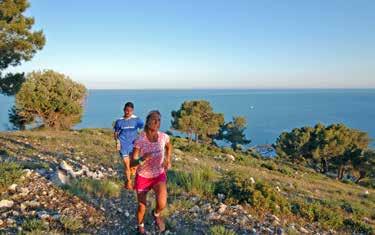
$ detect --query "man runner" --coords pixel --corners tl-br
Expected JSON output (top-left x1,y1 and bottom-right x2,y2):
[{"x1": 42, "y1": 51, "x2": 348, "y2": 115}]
[{"x1": 114, "y1": 102, "x2": 144, "y2": 189}]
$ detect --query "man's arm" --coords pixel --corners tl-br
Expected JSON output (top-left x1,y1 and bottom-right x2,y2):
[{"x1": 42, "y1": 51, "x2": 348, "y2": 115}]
[
  {"x1": 114, "y1": 131, "x2": 121, "y2": 151},
  {"x1": 113, "y1": 120, "x2": 120, "y2": 150},
  {"x1": 137, "y1": 118, "x2": 144, "y2": 129}
]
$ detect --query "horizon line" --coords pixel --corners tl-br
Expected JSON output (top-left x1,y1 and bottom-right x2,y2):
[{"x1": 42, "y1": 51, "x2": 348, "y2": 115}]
[{"x1": 86, "y1": 87, "x2": 375, "y2": 90}]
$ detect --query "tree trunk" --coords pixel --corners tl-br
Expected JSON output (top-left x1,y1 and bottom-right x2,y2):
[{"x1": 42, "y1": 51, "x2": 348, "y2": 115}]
[
  {"x1": 321, "y1": 158, "x2": 328, "y2": 173},
  {"x1": 195, "y1": 133, "x2": 199, "y2": 143},
  {"x1": 340, "y1": 166, "x2": 345, "y2": 180},
  {"x1": 355, "y1": 170, "x2": 366, "y2": 183},
  {"x1": 337, "y1": 165, "x2": 345, "y2": 180}
]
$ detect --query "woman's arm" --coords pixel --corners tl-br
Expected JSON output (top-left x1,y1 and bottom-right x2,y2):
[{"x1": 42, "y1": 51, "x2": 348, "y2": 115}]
[
  {"x1": 163, "y1": 141, "x2": 172, "y2": 170},
  {"x1": 130, "y1": 147, "x2": 140, "y2": 167},
  {"x1": 131, "y1": 147, "x2": 152, "y2": 167}
]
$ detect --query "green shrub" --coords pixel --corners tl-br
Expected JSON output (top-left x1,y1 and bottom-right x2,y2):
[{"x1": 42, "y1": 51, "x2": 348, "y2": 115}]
[
  {"x1": 209, "y1": 225, "x2": 237, "y2": 235},
  {"x1": 60, "y1": 215, "x2": 83, "y2": 232},
  {"x1": 78, "y1": 128, "x2": 107, "y2": 135},
  {"x1": 261, "y1": 161, "x2": 276, "y2": 171},
  {"x1": 62, "y1": 181, "x2": 89, "y2": 201},
  {"x1": 291, "y1": 201, "x2": 315, "y2": 222},
  {"x1": 20, "y1": 161, "x2": 50, "y2": 170},
  {"x1": 22, "y1": 218, "x2": 48, "y2": 232},
  {"x1": 168, "y1": 168, "x2": 216, "y2": 196},
  {"x1": 341, "y1": 179, "x2": 355, "y2": 185},
  {"x1": 237, "y1": 154, "x2": 261, "y2": 168},
  {"x1": 176, "y1": 140, "x2": 221, "y2": 158},
  {"x1": 99, "y1": 179, "x2": 121, "y2": 198},
  {"x1": 215, "y1": 171, "x2": 290, "y2": 214},
  {"x1": 0, "y1": 148, "x2": 11, "y2": 157},
  {"x1": 277, "y1": 166, "x2": 293, "y2": 176},
  {"x1": 170, "y1": 136, "x2": 188, "y2": 149},
  {"x1": 0, "y1": 162, "x2": 24, "y2": 193},
  {"x1": 222, "y1": 147, "x2": 236, "y2": 155},
  {"x1": 358, "y1": 178, "x2": 375, "y2": 189},
  {"x1": 164, "y1": 199, "x2": 195, "y2": 217},
  {"x1": 291, "y1": 200, "x2": 344, "y2": 230},
  {"x1": 64, "y1": 178, "x2": 121, "y2": 200},
  {"x1": 315, "y1": 205, "x2": 343, "y2": 229},
  {"x1": 340, "y1": 201, "x2": 353, "y2": 213},
  {"x1": 179, "y1": 142, "x2": 201, "y2": 153},
  {"x1": 343, "y1": 218, "x2": 373, "y2": 234},
  {"x1": 246, "y1": 148, "x2": 262, "y2": 159},
  {"x1": 183, "y1": 142, "x2": 211, "y2": 155}
]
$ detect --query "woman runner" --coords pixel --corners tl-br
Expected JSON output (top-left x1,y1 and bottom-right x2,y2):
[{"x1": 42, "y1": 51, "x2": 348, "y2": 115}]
[{"x1": 131, "y1": 110, "x2": 172, "y2": 234}]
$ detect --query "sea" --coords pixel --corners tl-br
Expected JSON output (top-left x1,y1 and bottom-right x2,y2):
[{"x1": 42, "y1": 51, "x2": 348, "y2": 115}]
[{"x1": 1, "y1": 89, "x2": 374, "y2": 147}]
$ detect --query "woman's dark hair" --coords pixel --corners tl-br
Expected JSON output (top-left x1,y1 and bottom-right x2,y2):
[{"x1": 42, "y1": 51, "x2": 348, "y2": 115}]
[
  {"x1": 124, "y1": 102, "x2": 134, "y2": 109},
  {"x1": 144, "y1": 110, "x2": 161, "y2": 132}
]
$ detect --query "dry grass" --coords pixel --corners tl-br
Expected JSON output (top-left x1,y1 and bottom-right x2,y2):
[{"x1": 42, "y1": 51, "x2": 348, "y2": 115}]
[{"x1": 0, "y1": 129, "x2": 119, "y2": 167}]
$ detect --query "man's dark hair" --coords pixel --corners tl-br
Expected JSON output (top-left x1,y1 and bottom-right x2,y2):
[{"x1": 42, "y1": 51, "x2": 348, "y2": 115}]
[{"x1": 124, "y1": 102, "x2": 134, "y2": 109}]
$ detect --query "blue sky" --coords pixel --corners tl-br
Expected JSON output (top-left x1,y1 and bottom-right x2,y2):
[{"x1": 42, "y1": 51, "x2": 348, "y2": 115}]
[{"x1": 9, "y1": 0, "x2": 375, "y2": 89}]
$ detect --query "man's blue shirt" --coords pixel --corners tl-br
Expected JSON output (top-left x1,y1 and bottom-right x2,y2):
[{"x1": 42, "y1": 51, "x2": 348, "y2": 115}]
[{"x1": 114, "y1": 115, "x2": 144, "y2": 156}]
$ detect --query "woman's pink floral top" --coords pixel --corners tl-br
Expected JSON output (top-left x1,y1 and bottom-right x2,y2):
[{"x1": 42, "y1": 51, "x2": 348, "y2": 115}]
[{"x1": 134, "y1": 131, "x2": 170, "y2": 178}]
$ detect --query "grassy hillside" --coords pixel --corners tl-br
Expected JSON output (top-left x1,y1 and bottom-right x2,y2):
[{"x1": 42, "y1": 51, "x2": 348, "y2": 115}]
[{"x1": 0, "y1": 129, "x2": 374, "y2": 234}]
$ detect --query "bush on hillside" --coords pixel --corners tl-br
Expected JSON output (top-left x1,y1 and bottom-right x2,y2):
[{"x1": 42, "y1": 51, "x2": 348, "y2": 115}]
[
  {"x1": 214, "y1": 171, "x2": 290, "y2": 214},
  {"x1": 0, "y1": 148, "x2": 12, "y2": 157},
  {"x1": 274, "y1": 123, "x2": 371, "y2": 180},
  {"x1": 168, "y1": 168, "x2": 216, "y2": 196},
  {"x1": 22, "y1": 218, "x2": 48, "y2": 232},
  {"x1": 11, "y1": 70, "x2": 87, "y2": 130},
  {"x1": 0, "y1": 162, "x2": 24, "y2": 193},
  {"x1": 290, "y1": 199, "x2": 359, "y2": 230},
  {"x1": 221, "y1": 147, "x2": 236, "y2": 155},
  {"x1": 343, "y1": 218, "x2": 373, "y2": 234},
  {"x1": 260, "y1": 161, "x2": 276, "y2": 171},
  {"x1": 63, "y1": 178, "x2": 121, "y2": 200},
  {"x1": 60, "y1": 215, "x2": 83, "y2": 232},
  {"x1": 209, "y1": 225, "x2": 237, "y2": 235}
]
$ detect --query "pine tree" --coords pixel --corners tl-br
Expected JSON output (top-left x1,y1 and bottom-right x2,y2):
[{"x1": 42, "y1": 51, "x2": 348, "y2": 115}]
[
  {"x1": 12, "y1": 70, "x2": 87, "y2": 130},
  {"x1": 0, "y1": 0, "x2": 45, "y2": 95},
  {"x1": 171, "y1": 100, "x2": 224, "y2": 143},
  {"x1": 216, "y1": 116, "x2": 251, "y2": 150}
]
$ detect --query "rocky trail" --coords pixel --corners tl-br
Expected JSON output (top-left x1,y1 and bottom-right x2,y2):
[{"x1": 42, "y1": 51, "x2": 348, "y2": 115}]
[
  {"x1": 0, "y1": 170, "x2": 306, "y2": 234},
  {"x1": 0, "y1": 165, "x2": 318, "y2": 235}
]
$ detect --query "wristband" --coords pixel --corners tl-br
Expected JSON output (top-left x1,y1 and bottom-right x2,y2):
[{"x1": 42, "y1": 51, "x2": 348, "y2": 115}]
[{"x1": 135, "y1": 157, "x2": 144, "y2": 165}]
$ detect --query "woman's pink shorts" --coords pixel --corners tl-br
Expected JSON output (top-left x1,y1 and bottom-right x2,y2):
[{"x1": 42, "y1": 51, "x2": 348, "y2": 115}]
[{"x1": 134, "y1": 172, "x2": 167, "y2": 193}]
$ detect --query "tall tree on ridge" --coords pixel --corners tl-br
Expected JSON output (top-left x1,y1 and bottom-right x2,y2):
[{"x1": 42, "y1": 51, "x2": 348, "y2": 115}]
[{"x1": 0, "y1": 0, "x2": 45, "y2": 96}]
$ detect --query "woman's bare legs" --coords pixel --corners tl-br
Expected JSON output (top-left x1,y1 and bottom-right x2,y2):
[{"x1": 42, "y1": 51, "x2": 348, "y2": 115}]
[
  {"x1": 152, "y1": 181, "x2": 167, "y2": 231},
  {"x1": 136, "y1": 191, "x2": 147, "y2": 232}
]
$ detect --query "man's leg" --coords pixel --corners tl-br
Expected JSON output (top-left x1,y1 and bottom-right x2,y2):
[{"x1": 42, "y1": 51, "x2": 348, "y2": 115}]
[{"x1": 123, "y1": 156, "x2": 132, "y2": 189}]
